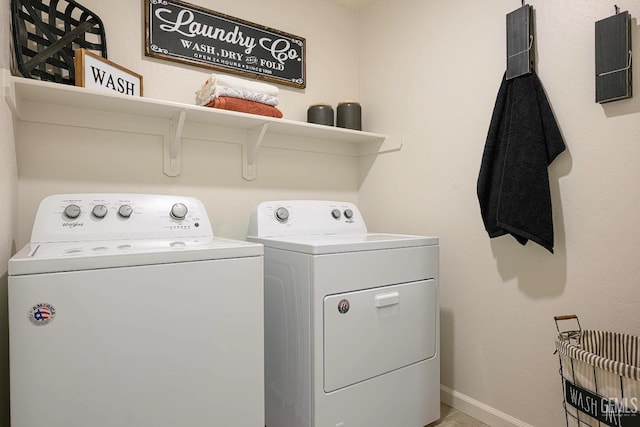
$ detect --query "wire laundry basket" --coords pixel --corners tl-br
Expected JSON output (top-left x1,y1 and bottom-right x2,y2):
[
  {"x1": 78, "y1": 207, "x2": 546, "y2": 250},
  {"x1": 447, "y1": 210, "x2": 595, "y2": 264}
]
[{"x1": 555, "y1": 315, "x2": 640, "y2": 427}]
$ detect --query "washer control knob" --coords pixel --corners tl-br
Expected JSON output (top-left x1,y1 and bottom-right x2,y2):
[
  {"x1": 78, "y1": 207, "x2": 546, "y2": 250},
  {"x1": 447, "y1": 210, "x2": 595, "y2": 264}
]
[
  {"x1": 344, "y1": 209, "x2": 353, "y2": 219},
  {"x1": 274, "y1": 207, "x2": 289, "y2": 222},
  {"x1": 170, "y1": 203, "x2": 188, "y2": 220},
  {"x1": 118, "y1": 204, "x2": 133, "y2": 218},
  {"x1": 63, "y1": 204, "x2": 81, "y2": 219},
  {"x1": 331, "y1": 209, "x2": 341, "y2": 219},
  {"x1": 91, "y1": 204, "x2": 108, "y2": 219}
]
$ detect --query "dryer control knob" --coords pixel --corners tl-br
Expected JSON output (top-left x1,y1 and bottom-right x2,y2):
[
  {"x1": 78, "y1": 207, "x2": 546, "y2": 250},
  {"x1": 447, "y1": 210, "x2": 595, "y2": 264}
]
[
  {"x1": 274, "y1": 207, "x2": 289, "y2": 222},
  {"x1": 92, "y1": 204, "x2": 108, "y2": 219},
  {"x1": 344, "y1": 209, "x2": 353, "y2": 219},
  {"x1": 63, "y1": 204, "x2": 81, "y2": 219},
  {"x1": 170, "y1": 203, "x2": 188, "y2": 220},
  {"x1": 118, "y1": 204, "x2": 133, "y2": 218},
  {"x1": 331, "y1": 209, "x2": 341, "y2": 219}
]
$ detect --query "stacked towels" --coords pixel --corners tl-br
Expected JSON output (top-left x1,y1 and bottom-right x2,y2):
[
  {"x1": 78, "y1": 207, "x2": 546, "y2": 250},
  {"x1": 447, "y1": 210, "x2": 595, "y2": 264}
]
[{"x1": 196, "y1": 74, "x2": 283, "y2": 118}]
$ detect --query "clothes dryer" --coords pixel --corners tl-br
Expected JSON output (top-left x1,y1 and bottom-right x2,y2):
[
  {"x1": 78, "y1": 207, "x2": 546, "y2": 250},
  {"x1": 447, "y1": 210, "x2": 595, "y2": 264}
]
[
  {"x1": 247, "y1": 200, "x2": 440, "y2": 427},
  {"x1": 9, "y1": 193, "x2": 264, "y2": 427}
]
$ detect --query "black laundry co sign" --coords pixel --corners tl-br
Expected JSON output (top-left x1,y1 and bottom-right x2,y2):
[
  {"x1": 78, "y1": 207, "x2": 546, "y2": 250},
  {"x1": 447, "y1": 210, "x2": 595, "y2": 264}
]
[
  {"x1": 564, "y1": 379, "x2": 640, "y2": 427},
  {"x1": 144, "y1": 0, "x2": 306, "y2": 88}
]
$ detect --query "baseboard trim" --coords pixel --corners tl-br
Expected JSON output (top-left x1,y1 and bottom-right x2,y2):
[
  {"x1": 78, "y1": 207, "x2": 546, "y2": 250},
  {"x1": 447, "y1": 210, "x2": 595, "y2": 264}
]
[{"x1": 440, "y1": 385, "x2": 534, "y2": 427}]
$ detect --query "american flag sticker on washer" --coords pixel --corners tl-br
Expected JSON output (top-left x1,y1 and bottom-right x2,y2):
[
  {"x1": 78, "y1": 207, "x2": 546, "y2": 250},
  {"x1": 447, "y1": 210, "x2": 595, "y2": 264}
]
[{"x1": 28, "y1": 303, "x2": 56, "y2": 326}]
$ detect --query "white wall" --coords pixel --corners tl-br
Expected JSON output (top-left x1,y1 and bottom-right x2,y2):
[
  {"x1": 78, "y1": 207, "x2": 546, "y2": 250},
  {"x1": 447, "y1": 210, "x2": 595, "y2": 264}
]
[
  {"x1": 0, "y1": 0, "x2": 17, "y2": 423},
  {"x1": 358, "y1": 0, "x2": 640, "y2": 425}
]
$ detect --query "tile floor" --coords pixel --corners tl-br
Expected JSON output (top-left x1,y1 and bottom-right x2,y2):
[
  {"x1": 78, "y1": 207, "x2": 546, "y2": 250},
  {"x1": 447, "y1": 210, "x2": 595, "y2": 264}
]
[{"x1": 427, "y1": 403, "x2": 490, "y2": 426}]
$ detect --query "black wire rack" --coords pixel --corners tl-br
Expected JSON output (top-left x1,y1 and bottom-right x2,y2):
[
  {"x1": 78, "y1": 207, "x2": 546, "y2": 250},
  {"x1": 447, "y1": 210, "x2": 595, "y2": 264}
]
[{"x1": 11, "y1": 0, "x2": 107, "y2": 85}]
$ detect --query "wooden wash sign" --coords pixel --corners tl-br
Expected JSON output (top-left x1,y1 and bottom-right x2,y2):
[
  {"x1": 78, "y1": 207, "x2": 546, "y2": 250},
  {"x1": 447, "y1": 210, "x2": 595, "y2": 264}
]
[{"x1": 75, "y1": 49, "x2": 143, "y2": 96}]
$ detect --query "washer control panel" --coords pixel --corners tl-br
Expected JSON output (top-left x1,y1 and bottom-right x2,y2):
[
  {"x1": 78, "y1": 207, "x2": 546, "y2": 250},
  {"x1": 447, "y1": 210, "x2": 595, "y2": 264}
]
[
  {"x1": 248, "y1": 200, "x2": 368, "y2": 237},
  {"x1": 30, "y1": 194, "x2": 214, "y2": 243}
]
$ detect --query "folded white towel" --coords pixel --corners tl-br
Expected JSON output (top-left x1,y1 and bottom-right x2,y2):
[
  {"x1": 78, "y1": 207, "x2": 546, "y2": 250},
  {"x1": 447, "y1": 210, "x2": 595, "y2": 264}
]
[
  {"x1": 195, "y1": 73, "x2": 280, "y2": 106},
  {"x1": 211, "y1": 73, "x2": 279, "y2": 96},
  {"x1": 198, "y1": 86, "x2": 280, "y2": 106}
]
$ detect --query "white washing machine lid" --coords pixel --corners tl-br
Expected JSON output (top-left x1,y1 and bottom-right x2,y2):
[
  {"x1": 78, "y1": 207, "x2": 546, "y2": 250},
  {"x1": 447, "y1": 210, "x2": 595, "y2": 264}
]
[
  {"x1": 9, "y1": 237, "x2": 263, "y2": 275},
  {"x1": 247, "y1": 232, "x2": 438, "y2": 255}
]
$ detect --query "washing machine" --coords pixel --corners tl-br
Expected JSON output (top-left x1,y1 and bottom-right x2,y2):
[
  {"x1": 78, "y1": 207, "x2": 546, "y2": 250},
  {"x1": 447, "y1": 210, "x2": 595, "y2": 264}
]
[
  {"x1": 9, "y1": 193, "x2": 264, "y2": 427},
  {"x1": 247, "y1": 200, "x2": 440, "y2": 427}
]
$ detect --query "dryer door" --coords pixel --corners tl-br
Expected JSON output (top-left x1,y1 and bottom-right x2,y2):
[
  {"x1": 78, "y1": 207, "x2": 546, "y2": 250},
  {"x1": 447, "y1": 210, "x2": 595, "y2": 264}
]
[{"x1": 323, "y1": 279, "x2": 437, "y2": 392}]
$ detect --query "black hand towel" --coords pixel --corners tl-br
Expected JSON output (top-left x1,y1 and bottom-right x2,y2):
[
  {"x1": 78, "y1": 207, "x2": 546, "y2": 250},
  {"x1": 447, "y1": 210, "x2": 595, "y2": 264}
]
[{"x1": 477, "y1": 70, "x2": 566, "y2": 253}]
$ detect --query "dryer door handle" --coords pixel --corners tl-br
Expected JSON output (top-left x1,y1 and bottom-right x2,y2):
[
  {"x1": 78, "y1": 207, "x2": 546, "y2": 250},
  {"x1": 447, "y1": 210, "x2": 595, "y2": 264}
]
[{"x1": 374, "y1": 291, "x2": 400, "y2": 308}]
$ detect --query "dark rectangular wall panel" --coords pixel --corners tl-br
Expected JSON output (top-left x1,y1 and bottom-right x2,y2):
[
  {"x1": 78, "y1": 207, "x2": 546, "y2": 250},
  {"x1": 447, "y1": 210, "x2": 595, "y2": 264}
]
[
  {"x1": 595, "y1": 11, "x2": 632, "y2": 103},
  {"x1": 507, "y1": 5, "x2": 534, "y2": 80}
]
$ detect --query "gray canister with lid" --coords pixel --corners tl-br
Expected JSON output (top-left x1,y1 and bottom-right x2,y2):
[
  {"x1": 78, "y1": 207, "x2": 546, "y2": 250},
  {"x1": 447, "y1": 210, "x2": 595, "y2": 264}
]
[
  {"x1": 307, "y1": 103, "x2": 334, "y2": 126},
  {"x1": 336, "y1": 101, "x2": 361, "y2": 130}
]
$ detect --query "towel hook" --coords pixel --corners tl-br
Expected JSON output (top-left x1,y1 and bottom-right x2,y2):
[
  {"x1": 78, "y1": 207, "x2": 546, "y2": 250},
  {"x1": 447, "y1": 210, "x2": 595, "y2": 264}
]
[
  {"x1": 597, "y1": 50, "x2": 632, "y2": 77},
  {"x1": 506, "y1": 3, "x2": 534, "y2": 80},
  {"x1": 508, "y1": 34, "x2": 534, "y2": 59},
  {"x1": 615, "y1": 5, "x2": 620, "y2": 14}
]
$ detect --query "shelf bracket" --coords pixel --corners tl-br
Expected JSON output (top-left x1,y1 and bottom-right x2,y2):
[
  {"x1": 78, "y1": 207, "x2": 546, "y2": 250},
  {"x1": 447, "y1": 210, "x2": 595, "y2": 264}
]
[
  {"x1": 378, "y1": 134, "x2": 404, "y2": 154},
  {"x1": 2, "y1": 69, "x2": 17, "y2": 116},
  {"x1": 242, "y1": 122, "x2": 269, "y2": 181},
  {"x1": 163, "y1": 108, "x2": 187, "y2": 177}
]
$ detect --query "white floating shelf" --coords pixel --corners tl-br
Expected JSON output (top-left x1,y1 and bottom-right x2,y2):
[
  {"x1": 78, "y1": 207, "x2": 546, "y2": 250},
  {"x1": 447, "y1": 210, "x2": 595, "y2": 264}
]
[{"x1": 3, "y1": 70, "x2": 402, "y2": 180}]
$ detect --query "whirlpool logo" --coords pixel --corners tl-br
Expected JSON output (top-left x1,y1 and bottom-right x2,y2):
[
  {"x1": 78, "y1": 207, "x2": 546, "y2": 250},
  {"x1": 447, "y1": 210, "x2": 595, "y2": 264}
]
[{"x1": 62, "y1": 222, "x2": 84, "y2": 228}]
